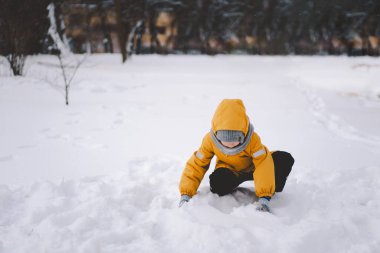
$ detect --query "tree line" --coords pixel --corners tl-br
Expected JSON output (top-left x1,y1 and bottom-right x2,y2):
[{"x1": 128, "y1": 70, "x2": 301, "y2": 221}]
[{"x1": 1, "y1": 0, "x2": 380, "y2": 75}]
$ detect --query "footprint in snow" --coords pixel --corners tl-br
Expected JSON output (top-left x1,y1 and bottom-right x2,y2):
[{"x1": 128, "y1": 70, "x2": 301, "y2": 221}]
[
  {"x1": 39, "y1": 128, "x2": 52, "y2": 133},
  {"x1": 113, "y1": 119, "x2": 124, "y2": 125},
  {"x1": 65, "y1": 112, "x2": 81, "y2": 117},
  {"x1": 0, "y1": 155, "x2": 14, "y2": 162},
  {"x1": 65, "y1": 120, "x2": 79, "y2": 125},
  {"x1": 17, "y1": 144, "x2": 36, "y2": 149},
  {"x1": 90, "y1": 88, "x2": 107, "y2": 93},
  {"x1": 47, "y1": 134, "x2": 62, "y2": 140}
]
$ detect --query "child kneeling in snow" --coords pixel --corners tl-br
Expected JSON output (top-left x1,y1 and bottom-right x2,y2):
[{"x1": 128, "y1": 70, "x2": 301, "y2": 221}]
[{"x1": 179, "y1": 99, "x2": 294, "y2": 212}]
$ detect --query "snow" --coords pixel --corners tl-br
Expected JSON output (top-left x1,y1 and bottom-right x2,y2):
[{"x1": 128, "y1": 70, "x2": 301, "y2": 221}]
[{"x1": 0, "y1": 55, "x2": 380, "y2": 252}]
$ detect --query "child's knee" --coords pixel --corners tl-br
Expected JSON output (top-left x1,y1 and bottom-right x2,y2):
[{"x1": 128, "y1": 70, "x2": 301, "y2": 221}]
[
  {"x1": 209, "y1": 168, "x2": 238, "y2": 196},
  {"x1": 273, "y1": 151, "x2": 294, "y2": 192},
  {"x1": 272, "y1": 151, "x2": 294, "y2": 172}
]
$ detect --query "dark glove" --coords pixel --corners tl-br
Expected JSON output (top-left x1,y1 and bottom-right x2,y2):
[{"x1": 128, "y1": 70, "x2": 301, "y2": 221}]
[
  {"x1": 256, "y1": 197, "x2": 271, "y2": 213},
  {"x1": 178, "y1": 195, "x2": 191, "y2": 208}
]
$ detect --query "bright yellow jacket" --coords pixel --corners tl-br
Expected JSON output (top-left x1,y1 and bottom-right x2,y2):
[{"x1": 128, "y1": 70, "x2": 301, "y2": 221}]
[{"x1": 179, "y1": 99, "x2": 275, "y2": 198}]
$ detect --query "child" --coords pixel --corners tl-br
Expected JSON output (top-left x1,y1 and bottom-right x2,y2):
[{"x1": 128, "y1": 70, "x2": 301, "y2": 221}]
[{"x1": 179, "y1": 99, "x2": 294, "y2": 212}]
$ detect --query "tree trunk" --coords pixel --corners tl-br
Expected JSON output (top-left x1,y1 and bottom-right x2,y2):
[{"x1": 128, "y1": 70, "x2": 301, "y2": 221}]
[
  {"x1": 7, "y1": 54, "x2": 25, "y2": 76},
  {"x1": 115, "y1": 0, "x2": 127, "y2": 62},
  {"x1": 98, "y1": 3, "x2": 113, "y2": 53}
]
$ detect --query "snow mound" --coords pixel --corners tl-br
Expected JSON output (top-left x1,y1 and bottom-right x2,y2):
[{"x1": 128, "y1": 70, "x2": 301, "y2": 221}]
[{"x1": 1, "y1": 157, "x2": 379, "y2": 253}]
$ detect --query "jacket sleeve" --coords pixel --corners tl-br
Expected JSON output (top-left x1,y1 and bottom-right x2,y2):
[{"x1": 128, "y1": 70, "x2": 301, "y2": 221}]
[
  {"x1": 179, "y1": 133, "x2": 214, "y2": 197},
  {"x1": 251, "y1": 132, "x2": 275, "y2": 197}
]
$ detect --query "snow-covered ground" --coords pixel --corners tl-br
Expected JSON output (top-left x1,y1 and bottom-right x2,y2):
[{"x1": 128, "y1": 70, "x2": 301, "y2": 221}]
[{"x1": 0, "y1": 55, "x2": 380, "y2": 253}]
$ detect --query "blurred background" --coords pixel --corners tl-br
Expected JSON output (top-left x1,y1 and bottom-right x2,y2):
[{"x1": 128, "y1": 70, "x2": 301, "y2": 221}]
[{"x1": 1, "y1": 0, "x2": 380, "y2": 75}]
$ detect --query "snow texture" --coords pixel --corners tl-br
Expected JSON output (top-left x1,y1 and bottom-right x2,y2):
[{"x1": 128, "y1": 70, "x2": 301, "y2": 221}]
[{"x1": 0, "y1": 55, "x2": 380, "y2": 253}]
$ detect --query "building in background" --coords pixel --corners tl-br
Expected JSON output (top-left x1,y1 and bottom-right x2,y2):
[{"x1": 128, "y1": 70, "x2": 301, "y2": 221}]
[{"x1": 57, "y1": 0, "x2": 380, "y2": 56}]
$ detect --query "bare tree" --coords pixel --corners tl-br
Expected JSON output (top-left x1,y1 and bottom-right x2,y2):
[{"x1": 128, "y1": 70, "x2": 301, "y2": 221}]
[
  {"x1": 53, "y1": 49, "x2": 84, "y2": 106},
  {"x1": 48, "y1": 2, "x2": 85, "y2": 106},
  {"x1": 97, "y1": 1, "x2": 114, "y2": 53},
  {"x1": 115, "y1": 0, "x2": 128, "y2": 62},
  {"x1": 115, "y1": 0, "x2": 145, "y2": 62}
]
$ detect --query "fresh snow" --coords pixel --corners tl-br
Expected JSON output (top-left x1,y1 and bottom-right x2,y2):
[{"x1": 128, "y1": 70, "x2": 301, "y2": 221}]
[{"x1": 0, "y1": 55, "x2": 380, "y2": 253}]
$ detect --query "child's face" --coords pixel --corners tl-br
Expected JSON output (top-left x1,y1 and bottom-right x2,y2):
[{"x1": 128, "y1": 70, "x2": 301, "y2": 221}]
[{"x1": 221, "y1": 141, "x2": 240, "y2": 148}]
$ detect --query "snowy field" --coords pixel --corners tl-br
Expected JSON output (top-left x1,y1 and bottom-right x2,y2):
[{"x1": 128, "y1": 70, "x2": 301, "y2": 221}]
[{"x1": 0, "y1": 55, "x2": 380, "y2": 253}]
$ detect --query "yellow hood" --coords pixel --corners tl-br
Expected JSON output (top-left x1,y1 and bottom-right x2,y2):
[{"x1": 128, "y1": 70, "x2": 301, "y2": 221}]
[{"x1": 211, "y1": 99, "x2": 250, "y2": 135}]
